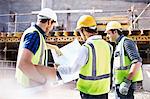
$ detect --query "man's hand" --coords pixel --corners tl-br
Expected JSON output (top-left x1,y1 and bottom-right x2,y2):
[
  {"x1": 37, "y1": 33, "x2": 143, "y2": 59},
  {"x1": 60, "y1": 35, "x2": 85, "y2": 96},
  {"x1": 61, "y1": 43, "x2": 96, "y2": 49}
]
[
  {"x1": 54, "y1": 46, "x2": 63, "y2": 56},
  {"x1": 53, "y1": 63, "x2": 60, "y2": 69},
  {"x1": 47, "y1": 43, "x2": 63, "y2": 56},
  {"x1": 119, "y1": 78, "x2": 131, "y2": 95}
]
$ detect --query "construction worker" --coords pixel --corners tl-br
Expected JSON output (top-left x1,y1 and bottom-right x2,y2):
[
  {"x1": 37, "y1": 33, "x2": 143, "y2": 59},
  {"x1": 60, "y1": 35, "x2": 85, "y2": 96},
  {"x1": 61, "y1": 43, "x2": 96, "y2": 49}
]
[
  {"x1": 57, "y1": 15, "x2": 113, "y2": 99},
  {"x1": 105, "y1": 21, "x2": 143, "y2": 99},
  {"x1": 15, "y1": 8, "x2": 62, "y2": 87}
]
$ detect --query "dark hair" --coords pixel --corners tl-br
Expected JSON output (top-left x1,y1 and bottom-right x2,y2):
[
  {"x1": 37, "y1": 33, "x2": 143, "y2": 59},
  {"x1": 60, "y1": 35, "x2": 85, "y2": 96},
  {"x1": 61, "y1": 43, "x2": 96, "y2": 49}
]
[
  {"x1": 83, "y1": 27, "x2": 97, "y2": 34},
  {"x1": 40, "y1": 19, "x2": 50, "y2": 23},
  {"x1": 110, "y1": 29, "x2": 122, "y2": 35}
]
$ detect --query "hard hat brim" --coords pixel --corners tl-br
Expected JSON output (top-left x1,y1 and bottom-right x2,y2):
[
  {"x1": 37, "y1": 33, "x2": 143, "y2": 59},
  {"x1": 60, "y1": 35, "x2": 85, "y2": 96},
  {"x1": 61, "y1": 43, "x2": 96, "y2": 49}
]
[
  {"x1": 55, "y1": 21, "x2": 59, "y2": 26},
  {"x1": 75, "y1": 26, "x2": 81, "y2": 30},
  {"x1": 104, "y1": 29, "x2": 109, "y2": 33}
]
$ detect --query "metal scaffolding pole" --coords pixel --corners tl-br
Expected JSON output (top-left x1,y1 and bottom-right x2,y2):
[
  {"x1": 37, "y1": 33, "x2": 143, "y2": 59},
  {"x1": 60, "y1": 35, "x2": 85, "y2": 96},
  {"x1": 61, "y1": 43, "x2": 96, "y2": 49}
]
[{"x1": 132, "y1": 3, "x2": 150, "y2": 25}]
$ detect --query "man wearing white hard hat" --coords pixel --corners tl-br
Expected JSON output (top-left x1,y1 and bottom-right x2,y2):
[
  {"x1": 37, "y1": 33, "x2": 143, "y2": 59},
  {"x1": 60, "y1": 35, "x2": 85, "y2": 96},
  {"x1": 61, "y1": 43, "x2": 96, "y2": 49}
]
[{"x1": 15, "y1": 8, "x2": 62, "y2": 88}]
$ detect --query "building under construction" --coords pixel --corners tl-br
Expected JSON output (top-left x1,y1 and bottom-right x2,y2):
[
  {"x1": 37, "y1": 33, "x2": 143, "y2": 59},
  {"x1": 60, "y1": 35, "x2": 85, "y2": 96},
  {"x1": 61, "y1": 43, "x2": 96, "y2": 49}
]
[{"x1": 0, "y1": 0, "x2": 150, "y2": 99}]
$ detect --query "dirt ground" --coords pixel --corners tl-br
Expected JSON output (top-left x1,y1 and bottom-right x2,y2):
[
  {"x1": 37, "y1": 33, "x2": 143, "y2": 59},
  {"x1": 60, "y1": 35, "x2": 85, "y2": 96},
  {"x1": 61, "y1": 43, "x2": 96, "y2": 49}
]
[{"x1": 0, "y1": 69, "x2": 150, "y2": 99}]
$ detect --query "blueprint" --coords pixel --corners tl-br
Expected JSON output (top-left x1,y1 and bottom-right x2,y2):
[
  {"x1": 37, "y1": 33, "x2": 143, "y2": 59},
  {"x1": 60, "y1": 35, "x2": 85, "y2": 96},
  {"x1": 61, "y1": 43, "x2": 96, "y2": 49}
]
[{"x1": 51, "y1": 39, "x2": 81, "y2": 83}]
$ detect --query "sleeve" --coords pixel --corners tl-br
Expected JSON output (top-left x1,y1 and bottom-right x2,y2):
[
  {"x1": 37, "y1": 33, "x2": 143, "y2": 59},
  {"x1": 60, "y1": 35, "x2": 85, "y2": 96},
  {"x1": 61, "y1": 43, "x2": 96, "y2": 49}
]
[
  {"x1": 124, "y1": 39, "x2": 142, "y2": 64},
  {"x1": 57, "y1": 45, "x2": 89, "y2": 74},
  {"x1": 22, "y1": 31, "x2": 40, "y2": 55},
  {"x1": 108, "y1": 43, "x2": 113, "y2": 58}
]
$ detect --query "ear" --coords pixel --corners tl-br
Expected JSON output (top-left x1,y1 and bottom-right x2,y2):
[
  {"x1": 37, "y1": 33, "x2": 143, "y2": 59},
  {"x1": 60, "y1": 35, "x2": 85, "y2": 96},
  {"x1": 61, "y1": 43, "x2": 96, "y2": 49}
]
[
  {"x1": 112, "y1": 30, "x2": 117, "y2": 34},
  {"x1": 47, "y1": 20, "x2": 50, "y2": 25}
]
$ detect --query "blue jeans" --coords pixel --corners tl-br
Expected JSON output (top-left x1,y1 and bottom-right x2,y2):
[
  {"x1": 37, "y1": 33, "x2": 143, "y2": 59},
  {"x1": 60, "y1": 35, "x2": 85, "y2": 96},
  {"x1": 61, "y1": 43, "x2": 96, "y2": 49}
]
[
  {"x1": 80, "y1": 91, "x2": 108, "y2": 99},
  {"x1": 115, "y1": 83, "x2": 136, "y2": 99}
]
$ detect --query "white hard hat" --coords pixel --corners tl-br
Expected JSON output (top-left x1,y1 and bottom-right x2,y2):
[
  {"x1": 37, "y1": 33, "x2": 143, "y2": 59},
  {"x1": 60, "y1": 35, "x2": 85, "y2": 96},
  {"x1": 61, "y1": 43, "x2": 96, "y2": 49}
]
[
  {"x1": 105, "y1": 21, "x2": 122, "y2": 33},
  {"x1": 38, "y1": 8, "x2": 57, "y2": 22}
]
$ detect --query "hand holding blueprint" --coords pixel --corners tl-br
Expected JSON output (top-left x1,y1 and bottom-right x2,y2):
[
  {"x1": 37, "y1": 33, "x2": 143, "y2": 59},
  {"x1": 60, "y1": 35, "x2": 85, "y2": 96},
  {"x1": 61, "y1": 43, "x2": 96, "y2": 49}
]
[{"x1": 51, "y1": 39, "x2": 81, "y2": 83}]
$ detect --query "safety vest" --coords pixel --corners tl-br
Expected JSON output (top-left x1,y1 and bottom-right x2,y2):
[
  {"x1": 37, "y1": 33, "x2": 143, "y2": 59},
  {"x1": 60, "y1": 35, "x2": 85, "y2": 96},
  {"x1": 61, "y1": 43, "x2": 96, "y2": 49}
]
[
  {"x1": 77, "y1": 39, "x2": 112, "y2": 95},
  {"x1": 114, "y1": 36, "x2": 143, "y2": 84},
  {"x1": 15, "y1": 26, "x2": 48, "y2": 87}
]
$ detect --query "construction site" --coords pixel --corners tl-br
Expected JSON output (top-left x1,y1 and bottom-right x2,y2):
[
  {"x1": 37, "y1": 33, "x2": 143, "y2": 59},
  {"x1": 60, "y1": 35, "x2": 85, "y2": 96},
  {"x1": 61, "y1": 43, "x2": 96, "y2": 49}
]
[{"x1": 0, "y1": 0, "x2": 150, "y2": 99}]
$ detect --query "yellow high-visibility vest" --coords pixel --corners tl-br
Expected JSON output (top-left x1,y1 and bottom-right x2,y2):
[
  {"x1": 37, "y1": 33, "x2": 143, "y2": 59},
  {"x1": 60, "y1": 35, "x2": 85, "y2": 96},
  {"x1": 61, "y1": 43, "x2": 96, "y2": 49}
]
[
  {"x1": 114, "y1": 36, "x2": 143, "y2": 84},
  {"x1": 77, "y1": 39, "x2": 112, "y2": 95},
  {"x1": 15, "y1": 26, "x2": 48, "y2": 87}
]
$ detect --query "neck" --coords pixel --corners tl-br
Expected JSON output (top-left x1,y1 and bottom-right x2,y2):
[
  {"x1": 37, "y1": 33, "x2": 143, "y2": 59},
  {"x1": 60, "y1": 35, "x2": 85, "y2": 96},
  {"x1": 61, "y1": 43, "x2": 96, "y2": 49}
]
[
  {"x1": 115, "y1": 34, "x2": 121, "y2": 43},
  {"x1": 87, "y1": 32, "x2": 94, "y2": 37},
  {"x1": 36, "y1": 22, "x2": 47, "y2": 32}
]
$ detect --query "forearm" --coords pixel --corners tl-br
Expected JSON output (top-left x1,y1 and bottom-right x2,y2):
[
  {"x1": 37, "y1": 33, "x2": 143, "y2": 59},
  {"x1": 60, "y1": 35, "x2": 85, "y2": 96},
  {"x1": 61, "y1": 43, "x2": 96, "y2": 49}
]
[
  {"x1": 127, "y1": 62, "x2": 142, "y2": 80},
  {"x1": 124, "y1": 39, "x2": 142, "y2": 80},
  {"x1": 47, "y1": 43, "x2": 58, "y2": 49},
  {"x1": 47, "y1": 43, "x2": 62, "y2": 56},
  {"x1": 57, "y1": 63, "x2": 82, "y2": 75},
  {"x1": 18, "y1": 63, "x2": 46, "y2": 84},
  {"x1": 119, "y1": 61, "x2": 142, "y2": 95},
  {"x1": 35, "y1": 65, "x2": 56, "y2": 81}
]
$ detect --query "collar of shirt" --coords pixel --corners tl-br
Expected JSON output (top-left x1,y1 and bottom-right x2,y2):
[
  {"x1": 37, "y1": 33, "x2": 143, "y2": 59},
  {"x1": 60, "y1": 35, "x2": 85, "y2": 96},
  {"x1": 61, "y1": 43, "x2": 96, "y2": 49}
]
[
  {"x1": 86, "y1": 35, "x2": 102, "y2": 43},
  {"x1": 116, "y1": 34, "x2": 124, "y2": 44},
  {"x1": 34, "y1": 24, "x2": 46, "y2": 39}
]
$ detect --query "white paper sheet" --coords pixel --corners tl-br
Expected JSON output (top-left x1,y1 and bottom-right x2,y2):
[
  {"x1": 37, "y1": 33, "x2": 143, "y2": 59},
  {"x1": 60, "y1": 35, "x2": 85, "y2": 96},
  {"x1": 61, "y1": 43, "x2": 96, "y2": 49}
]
[{"x1": 51, "y1": 39, "x2": 81, "y2": 83}]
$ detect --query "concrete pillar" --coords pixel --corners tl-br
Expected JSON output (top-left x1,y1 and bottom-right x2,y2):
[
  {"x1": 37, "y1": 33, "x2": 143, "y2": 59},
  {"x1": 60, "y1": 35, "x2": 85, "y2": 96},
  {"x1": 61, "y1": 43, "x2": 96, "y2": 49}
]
[
  {"x1": 41, "y1": 0, "x2": 53, "y2": 9},
  {"x1": 142, "y1": 64, "x2": 150, "y2": 91}
]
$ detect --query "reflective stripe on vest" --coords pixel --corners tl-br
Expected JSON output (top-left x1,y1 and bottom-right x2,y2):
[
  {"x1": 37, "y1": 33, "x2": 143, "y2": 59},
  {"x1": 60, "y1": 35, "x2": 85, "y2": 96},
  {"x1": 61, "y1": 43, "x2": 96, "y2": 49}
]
[
  {"x1": 38, "y1": 31, "x2": 44, "y2": 65},
  {"x1": 114, "y1": 36, "x2": 143, "y2": 84},
  {"x1": 38, "y1": 35, "x2": 48, "y2": 66},
  {"x1": 77, "y1": 39, "x2": 112, "y2": 95},
  {"x1": 79, "y1": 73, "x2": 110, "y2": 80},
  {"x1": 79, "y1": 43, "x2": 110, "y2": 80}
]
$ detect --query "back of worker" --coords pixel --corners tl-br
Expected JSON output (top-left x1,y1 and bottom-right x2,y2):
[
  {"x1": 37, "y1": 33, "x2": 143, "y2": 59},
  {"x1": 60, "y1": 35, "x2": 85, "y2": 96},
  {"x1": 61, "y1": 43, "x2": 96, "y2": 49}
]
[
  {"x1": 77, "y1": 38, "x2": 112, "y2": 95},
  {"x1": 57, "y1": 15, "x2": 113, "y2": 99},
  {"x1": 76, "y1": 15, "x2": 113, "y2": 99}
]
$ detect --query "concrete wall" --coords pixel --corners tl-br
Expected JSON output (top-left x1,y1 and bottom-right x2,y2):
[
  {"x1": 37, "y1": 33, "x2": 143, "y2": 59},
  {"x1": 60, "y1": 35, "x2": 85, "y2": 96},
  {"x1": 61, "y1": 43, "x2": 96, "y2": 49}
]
[
  {"x1": 0, "y1": 1, "x2": 9, "y2": 32},
  {"x1": 142, "y1": 64, "x2": 150, "y2": 91},
  {"x1": 9, "y1": 0, "x2": 41, "y2": 31},
  {"x1": 51, "y1": 0, "x2": 150, "y2": 30}
]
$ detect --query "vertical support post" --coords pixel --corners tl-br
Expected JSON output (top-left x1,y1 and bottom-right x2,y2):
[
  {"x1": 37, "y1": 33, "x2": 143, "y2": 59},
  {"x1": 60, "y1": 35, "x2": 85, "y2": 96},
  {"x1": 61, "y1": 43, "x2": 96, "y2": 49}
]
[{"x1": 14, "y1": 13, "x2": 17, "y2": 33}]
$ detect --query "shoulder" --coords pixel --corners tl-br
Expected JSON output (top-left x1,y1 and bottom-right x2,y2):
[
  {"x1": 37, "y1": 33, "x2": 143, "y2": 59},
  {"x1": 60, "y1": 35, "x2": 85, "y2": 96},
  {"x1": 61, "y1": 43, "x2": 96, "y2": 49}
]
[
  {"x1": 22, "y1": 31, "x2": 40, "y2": 55},
  {"x1": 24, "y1": 31, "x2": 40, "y2": 40},
  {"x1": 81, "y1": 45, "x2": 89, "y2": 50},
  {"x1": 123, "y1": 38, "x2": 138, "y2": 53},
  {"x1": 124, "y1": 38, "x2": 136, "y2": 47}
]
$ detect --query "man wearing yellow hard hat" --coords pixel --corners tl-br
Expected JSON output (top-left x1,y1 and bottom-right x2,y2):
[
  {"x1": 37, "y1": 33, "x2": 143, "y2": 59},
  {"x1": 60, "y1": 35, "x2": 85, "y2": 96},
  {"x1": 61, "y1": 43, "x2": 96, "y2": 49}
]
[
  {"x1": 57, "y1": 15, "x2": 113, "y2": 99},
  {"x1": 105, "y1": 21, "x2": 143, "y2": 99}
]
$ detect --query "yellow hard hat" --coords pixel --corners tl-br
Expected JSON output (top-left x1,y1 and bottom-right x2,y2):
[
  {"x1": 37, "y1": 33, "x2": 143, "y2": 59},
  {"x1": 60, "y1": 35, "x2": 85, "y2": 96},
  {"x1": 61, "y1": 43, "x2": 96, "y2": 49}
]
[
  {"x1": 76, "y1": 15, "x2": 96, "y2": 30},
  {"x1": 105, "y1": 21, "x2": 122, "y2": 33}
]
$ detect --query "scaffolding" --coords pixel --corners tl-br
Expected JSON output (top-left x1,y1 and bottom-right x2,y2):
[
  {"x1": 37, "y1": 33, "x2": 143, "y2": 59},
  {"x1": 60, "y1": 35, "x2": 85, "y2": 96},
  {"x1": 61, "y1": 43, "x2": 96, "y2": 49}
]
[{"x1": 0, "y1": 7, "x2": 150, "y2": 64}]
